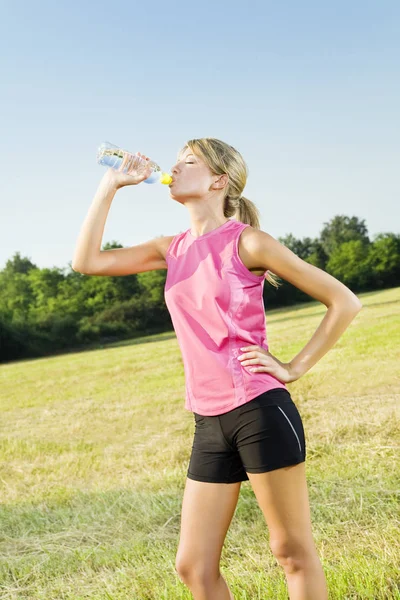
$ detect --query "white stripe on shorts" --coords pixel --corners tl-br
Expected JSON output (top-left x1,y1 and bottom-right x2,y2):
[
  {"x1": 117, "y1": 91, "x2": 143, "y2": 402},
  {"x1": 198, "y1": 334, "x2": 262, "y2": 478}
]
[{"x1": 277, "y1": 405, "x2": 302, "y2": 453}]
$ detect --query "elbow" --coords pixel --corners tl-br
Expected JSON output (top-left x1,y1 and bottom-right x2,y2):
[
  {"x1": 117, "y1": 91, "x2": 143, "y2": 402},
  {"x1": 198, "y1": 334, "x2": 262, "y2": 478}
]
[
  {"x1": 71, "y1": 254, "x2": 80, "y2": 271},
  {"x1": 344, "y1": 286, "x2": 363, "y2": 312},
  {"x1": 72, "y1": 261, "x2": 88, "y2": 274},
  {"x1": 345, "y1": 296, "x2": 363, "y2": 313},
  {"x1": 351, "y1": 293, "x2": 363, "y2": 312},
  {"x1": 329, "y1": 292, "x2": 363, "y2": 314},
  {"x1": 345, "y1": 299, "x2": 363, "y2": 314}
]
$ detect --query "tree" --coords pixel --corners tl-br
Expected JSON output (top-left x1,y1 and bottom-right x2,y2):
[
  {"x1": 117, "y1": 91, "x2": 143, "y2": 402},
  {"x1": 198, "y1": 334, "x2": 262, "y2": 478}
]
[
  {"x1": 0, "y1": 272, "x2": 34, "y2": 323},
  {"x1": 3, "y1": 252, "x2": 37, "y2": 275},
  {"x1": 326, "y1": 240, "x2": 371, "y2": 290},
  {"x1": 27, "y1": 267, "x2": 65, "y2": 320},
  {"x1": 278, "y1": 234, "x2": 328, "y2": 269},
  {"x1": 278, "y1": 234, "x2": 315, "y2": 260},
  {"x1": 319, "y1": 215, "x2": 370, "y2": 256},
  {"x1": 367, "y1": 233, "x2": 400, "y2": 288}
]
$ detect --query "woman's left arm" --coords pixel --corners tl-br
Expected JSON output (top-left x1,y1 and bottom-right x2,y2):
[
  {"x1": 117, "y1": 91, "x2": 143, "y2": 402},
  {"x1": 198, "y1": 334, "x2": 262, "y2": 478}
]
[{"x1": 237, "y1": 229, "x2": 363, "y2": 383}]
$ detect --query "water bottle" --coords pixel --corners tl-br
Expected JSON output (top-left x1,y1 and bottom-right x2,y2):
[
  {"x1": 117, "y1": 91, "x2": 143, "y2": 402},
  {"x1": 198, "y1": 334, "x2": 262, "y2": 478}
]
[{"x1": 96, "y1": 141, "x2": 172, "y2": 185}]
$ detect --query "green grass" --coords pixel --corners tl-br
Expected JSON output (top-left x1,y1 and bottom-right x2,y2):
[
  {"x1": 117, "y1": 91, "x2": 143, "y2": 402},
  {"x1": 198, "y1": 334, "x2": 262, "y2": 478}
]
[{"x1": 0, "y1": 287, "x2": 399, "y2": 599}]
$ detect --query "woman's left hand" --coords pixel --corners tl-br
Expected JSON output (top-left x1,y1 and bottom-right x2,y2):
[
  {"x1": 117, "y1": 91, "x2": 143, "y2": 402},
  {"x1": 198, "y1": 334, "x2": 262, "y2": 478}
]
[{"x1": 237, "y1": 345, "x2": 299, "y2": 384}]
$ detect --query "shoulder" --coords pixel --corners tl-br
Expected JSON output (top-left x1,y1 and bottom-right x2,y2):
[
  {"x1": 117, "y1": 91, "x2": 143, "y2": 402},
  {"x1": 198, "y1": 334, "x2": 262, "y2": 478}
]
[
  {"x1": 240, "y1": 225, "x2": 358, "y2": 307},
  {"x1": 156, "y1": 233, "x2": 182, "y2": 261},
  {"x1": 237, "y1": 224, "x2": 278, "y2": 252},
  {"x1": 239, "y1": 225, "x2": 288, "y2": 262},
  {"x1": 238, "y1": 224, "x2": 275, "y2": 247},
  {"x1": 238, "y1": 224, "x2": 314, "y2": 276},
  {"x1": 236, "y1": 225, "x2": 278, "y2": 273},
  {"x1": 239, "y1": 224, "x2": 303, "y2": 272}
]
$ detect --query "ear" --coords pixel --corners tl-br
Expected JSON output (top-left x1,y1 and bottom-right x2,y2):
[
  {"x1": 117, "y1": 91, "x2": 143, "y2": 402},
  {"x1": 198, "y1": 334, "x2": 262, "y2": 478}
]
[{"x1": 211, "y1": 173, "x2": 229, "y2": 190}]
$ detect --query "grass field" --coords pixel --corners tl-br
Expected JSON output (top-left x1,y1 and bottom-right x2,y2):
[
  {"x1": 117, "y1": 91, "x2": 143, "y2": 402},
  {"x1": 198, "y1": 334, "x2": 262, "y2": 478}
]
[{"x1": 0, "y1": 287, "x2": 399, "y2": 599}]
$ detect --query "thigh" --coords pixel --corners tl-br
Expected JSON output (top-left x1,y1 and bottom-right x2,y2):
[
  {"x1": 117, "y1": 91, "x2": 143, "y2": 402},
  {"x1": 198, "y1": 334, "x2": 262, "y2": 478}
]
[
  {"x1": 176, "y1": 477, "x2": 241, "y2": 579},
  {"x1": 246, "y1": 462, "x2": 316, "y2": 554}
]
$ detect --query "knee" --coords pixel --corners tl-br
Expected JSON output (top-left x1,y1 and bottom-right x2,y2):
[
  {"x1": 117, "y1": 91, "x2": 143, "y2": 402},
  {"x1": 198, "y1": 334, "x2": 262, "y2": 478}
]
[
  {"x1": 175, "y1": 556, "x2": 218, "y2": 586},
  {"x1": 175, "y1": 558, "x2": 190, "y2": 584},
  {"x1": 175, "y1": 553, "x2": 191, "y2": 581},
  {"x1": 269, "y1": 537, "x2": 315, "y2": 574}
]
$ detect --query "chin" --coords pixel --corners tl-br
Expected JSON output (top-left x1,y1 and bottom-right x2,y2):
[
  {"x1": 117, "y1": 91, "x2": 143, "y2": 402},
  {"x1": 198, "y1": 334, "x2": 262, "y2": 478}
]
[{"x1": 169, "y1": 191, "x2": 186, "y2": 205}]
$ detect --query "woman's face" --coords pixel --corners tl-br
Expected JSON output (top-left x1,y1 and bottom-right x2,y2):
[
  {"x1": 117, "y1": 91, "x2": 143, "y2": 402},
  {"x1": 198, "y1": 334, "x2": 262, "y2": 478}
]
[{"x1": 169, "y1": 148, "x2": 219, "y2": 202}]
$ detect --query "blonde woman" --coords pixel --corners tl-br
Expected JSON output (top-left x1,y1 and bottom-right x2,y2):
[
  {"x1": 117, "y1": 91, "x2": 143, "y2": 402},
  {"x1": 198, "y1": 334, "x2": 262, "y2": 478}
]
[{"x1": 73, "y1": 138, "x2": 362, "y2": 600}]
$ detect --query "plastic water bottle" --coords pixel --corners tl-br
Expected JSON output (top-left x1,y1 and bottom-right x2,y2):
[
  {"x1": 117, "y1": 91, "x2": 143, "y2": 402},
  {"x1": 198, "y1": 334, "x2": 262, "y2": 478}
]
[{"x1": 96, "y1": 141, "x2": 172, "y2": 185}]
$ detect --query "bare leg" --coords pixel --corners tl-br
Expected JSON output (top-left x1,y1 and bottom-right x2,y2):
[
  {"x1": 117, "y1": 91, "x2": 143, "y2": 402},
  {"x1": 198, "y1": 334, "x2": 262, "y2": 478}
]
[
  {"x1": 247, "y1": 462, "x2": 328, "y2": 600},
  {"x1": 176, "y1": 478, "x2": 240, "y2": 600},
  {"x1": 182, "y1": 572, "x2": 234, "y2": 600}
]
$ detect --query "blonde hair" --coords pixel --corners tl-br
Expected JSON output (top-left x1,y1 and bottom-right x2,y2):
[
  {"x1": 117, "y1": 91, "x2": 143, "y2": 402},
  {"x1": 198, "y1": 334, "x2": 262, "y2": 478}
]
[{"x1": 179, "y1": 137, "x2": 281, "y2": 288}]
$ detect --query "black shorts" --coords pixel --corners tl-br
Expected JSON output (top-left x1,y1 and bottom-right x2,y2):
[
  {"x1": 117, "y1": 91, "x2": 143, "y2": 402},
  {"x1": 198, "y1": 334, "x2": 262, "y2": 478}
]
[{"x1": 187, "y1": 388, "x2": 306, "y2": 484}]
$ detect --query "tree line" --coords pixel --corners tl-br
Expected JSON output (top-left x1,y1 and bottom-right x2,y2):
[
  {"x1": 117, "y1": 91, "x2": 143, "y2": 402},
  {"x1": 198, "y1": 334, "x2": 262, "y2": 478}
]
[{"x1": 1, "y1": 215, "x2": 399, "y2": 363}]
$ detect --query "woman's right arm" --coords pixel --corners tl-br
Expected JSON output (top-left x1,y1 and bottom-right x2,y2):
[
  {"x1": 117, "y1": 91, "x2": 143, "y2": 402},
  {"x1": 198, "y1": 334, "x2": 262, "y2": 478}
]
[{"x1": 72, "y1": 156, "x2": 173, "y2": 276}]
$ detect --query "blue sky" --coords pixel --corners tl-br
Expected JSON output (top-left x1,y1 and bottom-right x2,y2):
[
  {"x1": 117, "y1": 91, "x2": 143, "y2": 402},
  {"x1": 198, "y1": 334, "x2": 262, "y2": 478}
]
[{"x1": 1, "y1": 0, "x2": 399, "y2": 270}]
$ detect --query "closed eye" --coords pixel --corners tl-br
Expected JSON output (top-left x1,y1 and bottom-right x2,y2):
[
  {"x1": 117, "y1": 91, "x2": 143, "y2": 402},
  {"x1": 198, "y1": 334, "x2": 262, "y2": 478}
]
[{"x1": 185, "y1": 162, "x2": 194, "y2": 164}]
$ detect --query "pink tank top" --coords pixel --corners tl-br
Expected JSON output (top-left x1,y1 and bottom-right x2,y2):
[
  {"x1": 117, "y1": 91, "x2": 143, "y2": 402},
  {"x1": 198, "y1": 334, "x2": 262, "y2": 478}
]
[{"x1": 164, "y1": 219, "x2": 287, "y2": 416}]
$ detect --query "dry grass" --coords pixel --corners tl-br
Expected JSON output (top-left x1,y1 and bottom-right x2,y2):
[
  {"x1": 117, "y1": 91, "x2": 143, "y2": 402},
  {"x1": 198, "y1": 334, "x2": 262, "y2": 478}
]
[{"x1": 0, "y1": 287, "x2": 399, "y2": 599}]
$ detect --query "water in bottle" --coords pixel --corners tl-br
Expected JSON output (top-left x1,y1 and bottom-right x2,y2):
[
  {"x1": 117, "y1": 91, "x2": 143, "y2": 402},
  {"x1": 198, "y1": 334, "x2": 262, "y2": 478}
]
[{"x1": 96, "y1": 141, "x2": 172, "y2": 185}]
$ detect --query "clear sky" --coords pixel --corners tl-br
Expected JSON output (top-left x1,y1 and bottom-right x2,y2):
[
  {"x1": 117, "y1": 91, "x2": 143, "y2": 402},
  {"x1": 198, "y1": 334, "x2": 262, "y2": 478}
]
[{"x1": 1, "y1": 0, "x2": 399, "y2": 270}]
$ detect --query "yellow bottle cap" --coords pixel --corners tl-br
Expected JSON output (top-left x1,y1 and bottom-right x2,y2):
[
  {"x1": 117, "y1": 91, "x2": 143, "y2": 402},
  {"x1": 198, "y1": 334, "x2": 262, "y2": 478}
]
[{"x1": 160, "y1": 172, "x2": 173, "y2": 185}]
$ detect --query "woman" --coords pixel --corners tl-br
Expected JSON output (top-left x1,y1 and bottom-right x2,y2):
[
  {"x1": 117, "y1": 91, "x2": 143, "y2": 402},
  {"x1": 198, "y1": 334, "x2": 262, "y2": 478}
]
[{"x1": 73, "y1": 138, "x2": 362, "y2": 600}]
